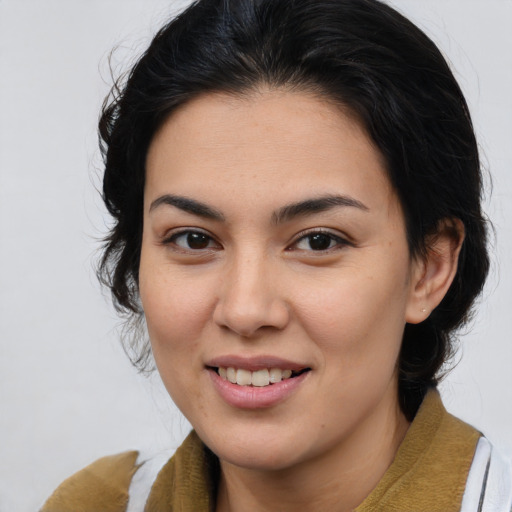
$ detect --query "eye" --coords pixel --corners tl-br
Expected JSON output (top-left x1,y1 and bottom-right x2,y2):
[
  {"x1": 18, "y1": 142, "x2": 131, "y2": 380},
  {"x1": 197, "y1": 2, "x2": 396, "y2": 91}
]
[
  {"x1": 164, "y1": 230, "x2": 220, "y2": 251},
  {"x1": 291, "y1": 231, "x2": 349, "y2": 252}
]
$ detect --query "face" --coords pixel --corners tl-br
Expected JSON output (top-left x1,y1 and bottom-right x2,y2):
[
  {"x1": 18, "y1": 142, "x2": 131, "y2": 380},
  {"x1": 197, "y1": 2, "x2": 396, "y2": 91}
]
[{"x1": 140, "y1": 90, "x2": 421, "y2": 472}]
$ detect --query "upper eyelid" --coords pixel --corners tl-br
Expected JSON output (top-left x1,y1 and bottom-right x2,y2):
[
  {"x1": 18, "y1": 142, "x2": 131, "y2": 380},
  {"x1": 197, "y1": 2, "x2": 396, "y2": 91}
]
[
  {"x1": 162, "y1": 226, "x2": 213, "y2": 238},
  {"x1": 286, "y1": 229, "x2": 353, "y2": 252},
  {"x1": 291, "y1": 228, "x2": 350, "y2": 243},
  {"x1": 162, "y1": 227, "x2": 220, "y2": 245},
  {"x1": 160, "y1": 227, "x2": 351, "y2": 249}
]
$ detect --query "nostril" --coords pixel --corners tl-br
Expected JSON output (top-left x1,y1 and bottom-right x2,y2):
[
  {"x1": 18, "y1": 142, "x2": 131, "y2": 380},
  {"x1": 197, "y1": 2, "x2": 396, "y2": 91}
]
[{"x1": 213, "y1": 294, "x2": 290, "y2": 337}]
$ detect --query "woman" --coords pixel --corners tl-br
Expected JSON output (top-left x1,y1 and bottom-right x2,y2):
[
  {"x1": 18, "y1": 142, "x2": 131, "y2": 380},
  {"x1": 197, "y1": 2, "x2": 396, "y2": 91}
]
[{"x1": 42, "y1": 0, "x2": 511, "y2": 510}]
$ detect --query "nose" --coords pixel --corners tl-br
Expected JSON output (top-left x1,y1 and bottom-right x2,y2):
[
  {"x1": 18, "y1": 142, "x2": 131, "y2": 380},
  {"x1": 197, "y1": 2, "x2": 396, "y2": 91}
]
[{"x1": 213, "y1": 253, "x2": 290, "y2": 338}]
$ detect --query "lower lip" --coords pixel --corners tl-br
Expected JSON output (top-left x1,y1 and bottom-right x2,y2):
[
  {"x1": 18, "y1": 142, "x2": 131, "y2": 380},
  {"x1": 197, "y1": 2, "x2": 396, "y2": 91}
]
[{"x1": 208, "y1": 369, "x2": 309, "y2": 409}]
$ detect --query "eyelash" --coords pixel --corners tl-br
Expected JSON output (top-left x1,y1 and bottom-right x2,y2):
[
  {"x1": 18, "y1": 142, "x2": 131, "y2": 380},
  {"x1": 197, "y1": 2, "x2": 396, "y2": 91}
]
[
  {"x1": 162, "y1": 229, "x2": 221, "y2": 252},
  {"x1": 287, "y1": 229, "x2": 351, "y2": 253},
  {"x1": 162, "y1": 228, "x2": 351, "y2": 254}
]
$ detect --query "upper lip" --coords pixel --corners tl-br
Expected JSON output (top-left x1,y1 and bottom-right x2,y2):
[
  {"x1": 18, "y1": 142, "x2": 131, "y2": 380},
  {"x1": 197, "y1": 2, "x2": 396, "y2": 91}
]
[{"x1": 205, "y1": 355, "x2": 309, "y2": 372}]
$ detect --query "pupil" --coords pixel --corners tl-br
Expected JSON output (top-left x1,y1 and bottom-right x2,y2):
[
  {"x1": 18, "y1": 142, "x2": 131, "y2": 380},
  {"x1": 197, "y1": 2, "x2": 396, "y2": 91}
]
[
  {"x1": 187, "y1": 232, "x2": 209, "y2": 249},
  {"x1": 309, "y1": 234, "x2": 331, "y2": 250}
]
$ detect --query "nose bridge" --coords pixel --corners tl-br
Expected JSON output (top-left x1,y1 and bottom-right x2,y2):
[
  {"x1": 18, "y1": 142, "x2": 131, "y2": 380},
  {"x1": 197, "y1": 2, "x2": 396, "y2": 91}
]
[{"x1": 214, "y1": 246, "x2": 288, "y2": 336}]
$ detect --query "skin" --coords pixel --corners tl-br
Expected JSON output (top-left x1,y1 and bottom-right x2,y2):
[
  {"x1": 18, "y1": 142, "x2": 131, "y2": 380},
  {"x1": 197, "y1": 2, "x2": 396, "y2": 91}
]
[{"x1": 139, "y1": 89, "x2": 462, "y2": 511}]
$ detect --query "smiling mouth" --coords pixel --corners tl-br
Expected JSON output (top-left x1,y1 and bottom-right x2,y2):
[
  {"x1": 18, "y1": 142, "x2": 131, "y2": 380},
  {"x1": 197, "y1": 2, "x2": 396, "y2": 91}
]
[{"x1": 211, "y1": 366, "x2": 311, "y2": 387}]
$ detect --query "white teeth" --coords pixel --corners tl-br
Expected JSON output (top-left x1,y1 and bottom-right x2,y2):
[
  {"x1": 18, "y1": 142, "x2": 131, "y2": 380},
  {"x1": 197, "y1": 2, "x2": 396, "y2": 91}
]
[
  {"x1": 236, "y1": 369, "x2": 252, "y2": 386},
  {"x1": 226, "y1": 367, "x2": 237, "y2": 384},
  {"x1": 269, "y1": 368, "x2": 282, "y2": 383},
  {"x1": 218, "y1": 367, "x2": 298, "y2": 386},
  {"x1": 251, "y1": 369, "x2": 270, "y2": 387}
]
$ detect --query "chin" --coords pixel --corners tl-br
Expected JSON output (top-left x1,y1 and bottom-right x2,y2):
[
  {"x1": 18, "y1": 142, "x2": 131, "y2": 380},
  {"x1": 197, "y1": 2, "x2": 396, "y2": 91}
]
[
  {"x1": 218, "y1": 445, "x2": 303, "y2": 472},
  {"x1": 196, "y1": 422, "x2": 318, "y2": 472}
]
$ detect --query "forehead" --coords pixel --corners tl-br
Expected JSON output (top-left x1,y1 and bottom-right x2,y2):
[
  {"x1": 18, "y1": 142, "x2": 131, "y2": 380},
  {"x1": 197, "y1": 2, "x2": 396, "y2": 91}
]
[{"x1": 145, "y1": 89, "x2": 396, "y2": 216}]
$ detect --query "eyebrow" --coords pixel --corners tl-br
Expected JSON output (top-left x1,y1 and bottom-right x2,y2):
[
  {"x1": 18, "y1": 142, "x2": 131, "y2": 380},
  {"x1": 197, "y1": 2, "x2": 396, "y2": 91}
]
[
  {"x1": 149, "y1": 194, "x2": 225, "y2": 221},
  {"x1": 148, "y1": 193, "x2": 368, "y2": 223},
  {"x1": 271, "y1": 194, "x2": 369, "y2": 224}
]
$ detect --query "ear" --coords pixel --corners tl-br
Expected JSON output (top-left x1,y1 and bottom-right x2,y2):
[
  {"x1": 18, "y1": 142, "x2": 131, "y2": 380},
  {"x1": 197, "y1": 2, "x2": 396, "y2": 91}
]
[{"x1": 406, "y1": 218, "x2": 465, "y2": 324}]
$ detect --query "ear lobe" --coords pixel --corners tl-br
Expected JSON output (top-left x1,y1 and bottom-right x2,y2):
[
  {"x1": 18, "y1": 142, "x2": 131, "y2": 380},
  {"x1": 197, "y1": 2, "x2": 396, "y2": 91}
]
[{"x1": 406, "y1": 218, "x2": 465, "y2": 324}]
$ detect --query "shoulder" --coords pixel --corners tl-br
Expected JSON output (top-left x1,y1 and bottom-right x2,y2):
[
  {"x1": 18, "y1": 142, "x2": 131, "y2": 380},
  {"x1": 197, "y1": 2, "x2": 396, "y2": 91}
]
[
  {"x1": 40, "y1": 433, "x2": 205, "y2": 512},
  {"x1": 41, "y1": 450, "x2": 140, "y2": 512},
  {"x1": 461, "y1": 437, "x2": 512, "y2": 512}
]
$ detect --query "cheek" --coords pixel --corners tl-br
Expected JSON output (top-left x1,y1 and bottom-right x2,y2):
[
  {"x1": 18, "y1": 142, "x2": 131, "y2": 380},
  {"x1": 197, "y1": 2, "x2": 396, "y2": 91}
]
[
  {"x1": 138, "y1": 260, "x2": 215, "y2": 357},
  {"x1": 296, "y1": 267, "x2": 409, "y2": 369},
  {"x1": 138, "y1": 263, "x2": 217, "y2": 410}
]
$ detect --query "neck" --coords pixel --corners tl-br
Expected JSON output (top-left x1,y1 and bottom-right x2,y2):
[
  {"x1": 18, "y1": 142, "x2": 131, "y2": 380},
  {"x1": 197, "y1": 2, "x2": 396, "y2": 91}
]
[{"x1": 216, "y1": 389, "x2": 410, "y2": 512}]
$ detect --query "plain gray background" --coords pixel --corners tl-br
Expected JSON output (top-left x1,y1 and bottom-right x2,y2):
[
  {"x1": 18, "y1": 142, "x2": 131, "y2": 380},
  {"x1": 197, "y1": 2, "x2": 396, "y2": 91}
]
[{"x1": 0, "y1": 1, "x2": 511, "y2": 510}]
